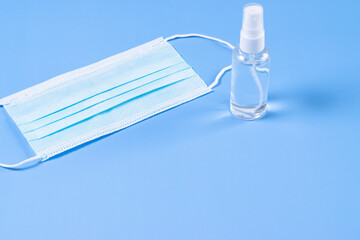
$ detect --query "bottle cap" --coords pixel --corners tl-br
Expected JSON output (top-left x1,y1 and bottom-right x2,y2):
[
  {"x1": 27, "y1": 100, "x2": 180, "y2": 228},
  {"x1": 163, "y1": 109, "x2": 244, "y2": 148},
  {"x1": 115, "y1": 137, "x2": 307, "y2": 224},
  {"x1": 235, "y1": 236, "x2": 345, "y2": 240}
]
[{"x1": 240, "y1": 3, "x2": 265, "y2": 53}]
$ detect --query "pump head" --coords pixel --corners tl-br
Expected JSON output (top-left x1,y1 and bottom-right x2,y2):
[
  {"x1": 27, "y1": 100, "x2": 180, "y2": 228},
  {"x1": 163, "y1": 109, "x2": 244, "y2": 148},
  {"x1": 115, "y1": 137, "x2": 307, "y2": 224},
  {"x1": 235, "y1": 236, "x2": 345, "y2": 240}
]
[{"x1": 240, "y1": 3, "x2": 265, "y2": 54}]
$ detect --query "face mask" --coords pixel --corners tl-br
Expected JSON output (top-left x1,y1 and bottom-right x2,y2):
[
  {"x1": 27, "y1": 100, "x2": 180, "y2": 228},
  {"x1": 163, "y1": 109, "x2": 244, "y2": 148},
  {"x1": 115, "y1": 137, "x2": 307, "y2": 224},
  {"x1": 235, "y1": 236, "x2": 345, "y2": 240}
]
[{"x1": 0, "y1": 34, "x2": 233, "y2": 169}]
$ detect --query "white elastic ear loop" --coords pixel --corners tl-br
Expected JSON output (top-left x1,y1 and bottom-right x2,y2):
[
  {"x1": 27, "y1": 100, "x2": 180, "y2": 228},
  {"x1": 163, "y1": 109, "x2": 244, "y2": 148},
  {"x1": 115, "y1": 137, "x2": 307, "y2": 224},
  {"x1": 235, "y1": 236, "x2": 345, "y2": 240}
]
[
  {"x1": 251, "y1": 66, "x2": 269, "y2": 111},
  {"x1": 209, "y1": 65, "x2": 232, "y2": 89},
  {"x1": 165, "y1": 33, "x2": 235, "y2": 50},
  {"x1": 165, "y1": 34, "x2": 234, "y2": 89},
  {"x1": 0, "y1": 104, "x2": 44, "y2": 169},
  {"x1": 0, "y1": 155, "x2": 43, "y2": 169},
  {"x1": 165, "y1": 33, "x2": 267, "y2": 111},
  {"x1": 250, "y1": 65, "x2": 264, "y2": 111}
]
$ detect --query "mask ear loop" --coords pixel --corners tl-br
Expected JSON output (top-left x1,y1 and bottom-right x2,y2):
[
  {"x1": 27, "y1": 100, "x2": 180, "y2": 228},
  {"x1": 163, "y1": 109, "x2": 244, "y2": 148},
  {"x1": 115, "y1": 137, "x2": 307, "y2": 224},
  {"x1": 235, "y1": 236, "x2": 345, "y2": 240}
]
[
  {"x1": 209, "y1": 65, "x2": 232, "y2": 89},
  {"x1": 0, "y1": 102, "x2": 44, "y2": 169},
  {"x1": 0, "y1": 155, "x2": 43, "y2": 169},
  {"x1": 165, "y1": 34, "x2": 234, "y2": 90},
  {"x1": 165, "y1": 33, "x2": 265, "y2": 112},
  {"x1": 251, "y1": 66, "x2": 270, "y2": 111},
  {"x1": 165, "y1": 33, "x2": 235, "y2": 50}
]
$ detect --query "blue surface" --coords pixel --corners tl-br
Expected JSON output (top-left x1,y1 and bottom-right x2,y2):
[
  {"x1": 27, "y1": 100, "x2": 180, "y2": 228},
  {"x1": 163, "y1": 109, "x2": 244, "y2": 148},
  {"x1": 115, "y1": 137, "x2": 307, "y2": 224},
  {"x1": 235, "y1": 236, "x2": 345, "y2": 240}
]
[{"x1": 0, "y1": 0, "x2": 359, "y2": 239}]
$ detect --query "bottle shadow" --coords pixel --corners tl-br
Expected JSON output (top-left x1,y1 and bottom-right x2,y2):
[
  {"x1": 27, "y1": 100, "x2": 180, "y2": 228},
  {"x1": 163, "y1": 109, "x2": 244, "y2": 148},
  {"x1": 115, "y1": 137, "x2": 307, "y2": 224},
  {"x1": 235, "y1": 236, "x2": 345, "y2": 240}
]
[{"x1": 263, "y1": 84, "x2": 345, "y2": 121}]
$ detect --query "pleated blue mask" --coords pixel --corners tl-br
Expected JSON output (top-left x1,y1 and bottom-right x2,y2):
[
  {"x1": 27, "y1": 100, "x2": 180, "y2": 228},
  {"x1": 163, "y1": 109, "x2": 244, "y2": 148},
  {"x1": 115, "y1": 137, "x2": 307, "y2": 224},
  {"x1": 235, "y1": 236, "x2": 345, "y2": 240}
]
[{"x1": 0, "y1": 34, "x2": 234, "y2": 169}]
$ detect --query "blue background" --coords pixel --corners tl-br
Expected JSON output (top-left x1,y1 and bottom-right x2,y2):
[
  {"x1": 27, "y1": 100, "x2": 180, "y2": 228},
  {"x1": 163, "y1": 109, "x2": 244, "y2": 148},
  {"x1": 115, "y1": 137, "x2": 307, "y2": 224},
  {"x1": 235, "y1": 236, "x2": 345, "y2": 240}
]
[{"x1": 0, "y1": 0, "x2": 359, "y2": 239}]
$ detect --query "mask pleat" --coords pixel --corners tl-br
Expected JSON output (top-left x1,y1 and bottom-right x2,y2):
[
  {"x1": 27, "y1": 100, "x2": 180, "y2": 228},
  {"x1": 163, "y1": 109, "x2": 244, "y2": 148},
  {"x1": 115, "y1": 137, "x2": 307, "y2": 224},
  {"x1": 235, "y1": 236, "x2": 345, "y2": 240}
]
[
  {"x1": 15, "y1": 43, "x2": 183, "y2": 125},
  {"x1": 24, "y1": 69, "x2": 197, "y2": 141},
  {"x1": 26, "y1": 75, "x2": 197, "y2": 142},
  {"x1": 20, "y1": 62, "x2": 184, "y2": 126},
  {"x1": 19, "y1": 62, "x2": 190, "y2": 133}
]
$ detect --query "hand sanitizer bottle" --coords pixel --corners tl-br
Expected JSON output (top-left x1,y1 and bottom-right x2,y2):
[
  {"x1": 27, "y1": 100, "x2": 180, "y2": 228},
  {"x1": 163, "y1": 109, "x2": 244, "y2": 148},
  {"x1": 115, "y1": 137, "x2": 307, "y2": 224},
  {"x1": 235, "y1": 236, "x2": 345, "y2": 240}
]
[{"x1": 231, "y1": 3, "x2": 270, "y2": 120}]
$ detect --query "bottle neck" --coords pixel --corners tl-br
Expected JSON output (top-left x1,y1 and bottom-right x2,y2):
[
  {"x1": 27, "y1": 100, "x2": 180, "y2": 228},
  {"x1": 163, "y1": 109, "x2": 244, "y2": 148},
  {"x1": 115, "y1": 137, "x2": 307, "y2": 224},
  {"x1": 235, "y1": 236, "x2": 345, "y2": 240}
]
[{"x1": 234, "y1": 45, "x2": 269, "y2": 65}]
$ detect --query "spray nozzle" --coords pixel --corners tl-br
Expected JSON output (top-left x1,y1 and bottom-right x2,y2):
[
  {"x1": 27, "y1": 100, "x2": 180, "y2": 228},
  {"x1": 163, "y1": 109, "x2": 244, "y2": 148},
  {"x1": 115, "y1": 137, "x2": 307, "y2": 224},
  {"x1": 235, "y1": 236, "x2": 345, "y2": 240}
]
[{"x1": 240, "y1": 3, "x2": 265, "y2": 54}]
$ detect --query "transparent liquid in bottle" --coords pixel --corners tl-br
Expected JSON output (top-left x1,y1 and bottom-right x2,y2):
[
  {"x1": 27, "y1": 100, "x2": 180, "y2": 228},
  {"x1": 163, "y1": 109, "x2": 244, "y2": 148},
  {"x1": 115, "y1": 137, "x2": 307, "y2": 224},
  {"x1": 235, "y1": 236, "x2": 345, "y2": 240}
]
[{"x1": 230, "y1": 45, "x2": 270, "y2": 120}]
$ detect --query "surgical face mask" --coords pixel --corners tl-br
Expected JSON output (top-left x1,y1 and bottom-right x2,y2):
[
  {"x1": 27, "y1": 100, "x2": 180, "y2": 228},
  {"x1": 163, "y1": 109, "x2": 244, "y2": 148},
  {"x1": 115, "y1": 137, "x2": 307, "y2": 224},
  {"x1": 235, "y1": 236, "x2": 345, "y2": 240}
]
[{"x1": 0, "y1": 34, "x2": 234, "y2": 169}]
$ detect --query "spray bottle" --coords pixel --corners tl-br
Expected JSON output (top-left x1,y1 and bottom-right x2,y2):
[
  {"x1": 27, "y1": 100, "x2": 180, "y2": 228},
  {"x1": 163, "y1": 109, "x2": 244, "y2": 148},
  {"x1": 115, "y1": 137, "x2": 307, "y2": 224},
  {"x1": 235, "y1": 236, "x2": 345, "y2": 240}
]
[{"x1": 231, "y1": 3, "x2": 270, "y2": 120}]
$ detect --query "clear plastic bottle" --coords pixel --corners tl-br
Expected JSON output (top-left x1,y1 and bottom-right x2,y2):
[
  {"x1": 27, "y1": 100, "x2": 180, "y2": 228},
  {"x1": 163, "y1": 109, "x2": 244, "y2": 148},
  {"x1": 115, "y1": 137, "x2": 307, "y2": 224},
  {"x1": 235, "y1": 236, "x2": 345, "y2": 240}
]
[
  {"x1": 230, "y1": 3, "x2": 270, "y2": 120},
  {"x1": 231, "y1": 46, "x2": 270, "y2": 120}
]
